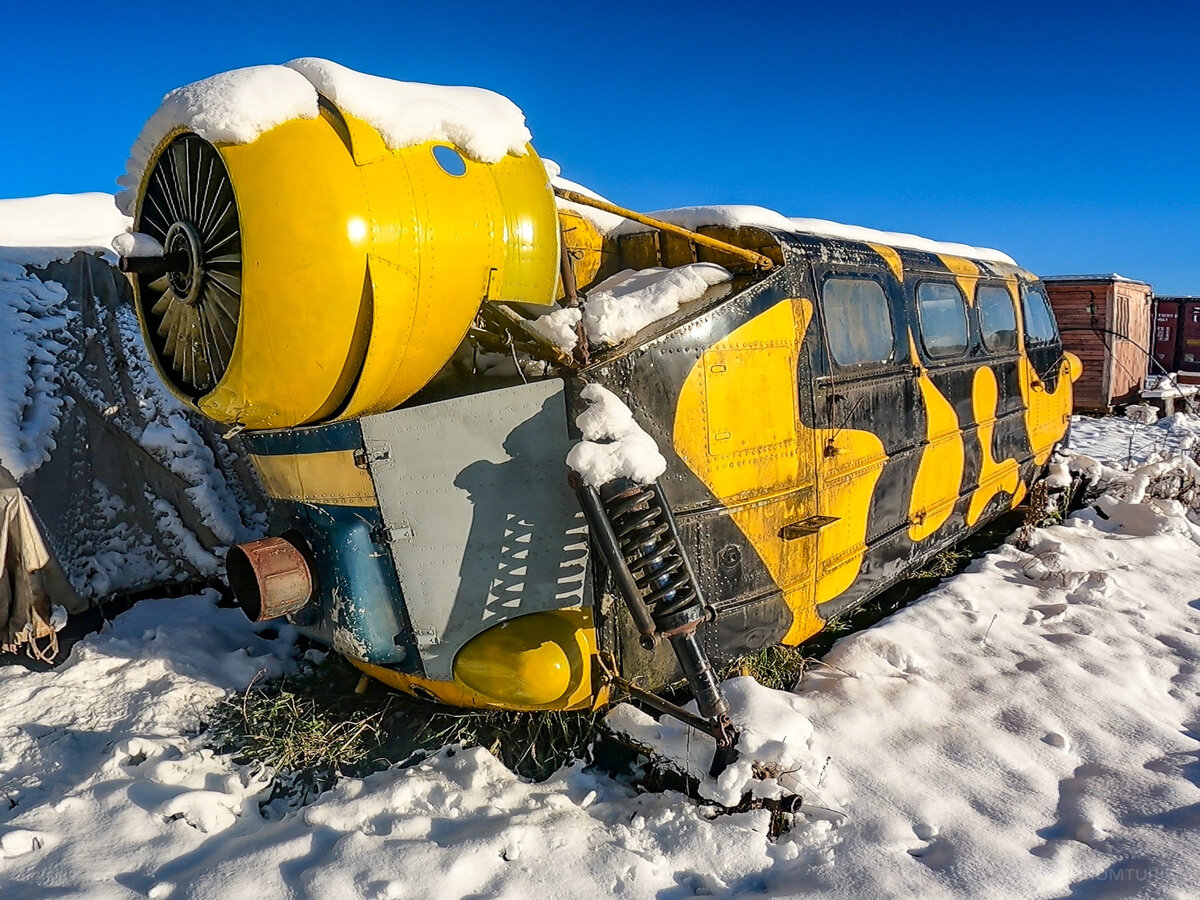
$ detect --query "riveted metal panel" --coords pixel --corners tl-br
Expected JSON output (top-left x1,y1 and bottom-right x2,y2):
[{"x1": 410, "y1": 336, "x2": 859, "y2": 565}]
[{"x1": 360, "y1": 380, "x2": 589, "y2": 680}]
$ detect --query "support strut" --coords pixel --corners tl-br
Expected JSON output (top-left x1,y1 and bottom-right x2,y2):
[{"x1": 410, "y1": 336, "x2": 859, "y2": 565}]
[{"x1": 573, "y1": 474, "x2": 739, "y2": 775}]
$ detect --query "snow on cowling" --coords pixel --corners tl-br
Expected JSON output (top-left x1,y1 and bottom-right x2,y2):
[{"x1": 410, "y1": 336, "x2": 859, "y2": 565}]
[
  {"x1": 566, "y1": 383, "x2": 666, "y2": 489},
  {"x1": 115, "y1": 65, "x2": 319, "y2": 215},
  {"x1": 116, "y1": 59, "x2": 535, "y2": 217},
  {"x1": 285, "y1": 57, "x2": 533, "y2": 163}
]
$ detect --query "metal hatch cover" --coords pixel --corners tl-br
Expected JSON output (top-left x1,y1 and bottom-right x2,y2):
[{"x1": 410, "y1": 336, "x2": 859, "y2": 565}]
[{"x1": 359, "y1": 380, "x2": 589, "y2": 680}]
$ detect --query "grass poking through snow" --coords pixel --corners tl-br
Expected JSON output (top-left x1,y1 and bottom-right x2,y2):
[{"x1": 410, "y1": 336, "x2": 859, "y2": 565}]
[{"x1": 206, "y1": 652, "x2": 604, "y2": 809}]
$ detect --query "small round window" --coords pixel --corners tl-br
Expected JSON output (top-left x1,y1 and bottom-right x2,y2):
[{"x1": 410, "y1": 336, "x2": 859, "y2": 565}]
[{"x1": 432, "y1": 145, "x2": 467, "y2": 176}]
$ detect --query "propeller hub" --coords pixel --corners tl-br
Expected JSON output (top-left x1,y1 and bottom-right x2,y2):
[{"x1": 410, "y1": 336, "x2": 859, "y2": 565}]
[{"x1": 164, "y1": 220, "x2": 205, "y2": 305}]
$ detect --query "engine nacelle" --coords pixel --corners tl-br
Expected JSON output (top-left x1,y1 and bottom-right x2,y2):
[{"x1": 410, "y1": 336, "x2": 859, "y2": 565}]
[{"x1": 128, "y1": 98, "x2": 559, "y2": 430}]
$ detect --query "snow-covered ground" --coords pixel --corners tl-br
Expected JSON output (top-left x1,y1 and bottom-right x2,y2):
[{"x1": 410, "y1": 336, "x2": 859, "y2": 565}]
[
  {"x1": 1, "y1": 410, "x2": 1197, "y2": 898},
  {"x1": 3, "y1": 192, "x2": 1199, "y2": 897}
]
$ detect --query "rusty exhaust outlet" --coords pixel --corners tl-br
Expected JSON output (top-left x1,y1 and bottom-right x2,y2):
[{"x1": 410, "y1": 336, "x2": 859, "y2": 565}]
[{"x1": 226, "y1": 536, "x2": 313, "y2": 622}]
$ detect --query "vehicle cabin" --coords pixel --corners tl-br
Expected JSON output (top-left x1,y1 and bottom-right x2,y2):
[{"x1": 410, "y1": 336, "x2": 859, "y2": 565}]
[{"x1": 567, "y1": 222, "x2": 1076, "y2": 685}]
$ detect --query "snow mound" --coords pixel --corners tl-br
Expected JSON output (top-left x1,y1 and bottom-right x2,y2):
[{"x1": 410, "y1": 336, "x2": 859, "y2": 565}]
[
  {"x1": 608, "y1": 676, "x2": 820, "y2": 808},
  {"x1": 566, "y1": 383, "x2": 666, "y2": 488},
  {"x1": 530, "y1": 263, "x2": 732, "y2": 352},
  {"x1": 115, "y1": 65, "x2": 319, "y2": 215},
  {"x1": 583, "y1": 264, "x2": 731, "y2": 346},
  {"x1": 0, "y1": 194, "x2": 131, "y2": 267},
  {"x1": 285, "y1": 57, "x2": 532, "y2": 163}
]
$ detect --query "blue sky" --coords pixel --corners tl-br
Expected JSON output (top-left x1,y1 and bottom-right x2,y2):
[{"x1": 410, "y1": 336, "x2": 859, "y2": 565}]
[{"x1": 3, "y1": 0, "x2": 1198, "y2": 292}]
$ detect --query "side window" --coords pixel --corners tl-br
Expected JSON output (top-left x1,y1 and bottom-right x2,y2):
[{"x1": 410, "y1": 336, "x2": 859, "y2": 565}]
[
  {"x1": 822, "y1": 276, "x2": 894, "y2": 367},
  {"x1": 916, "y1": 281, "x2": 968, "y2": 359},
  {"x1": 978, "y1": 284, "x2": 1018, "y2": 352},
  {"x1": 1021, "y1": 283, "x2": 1058, "y2": 345}
]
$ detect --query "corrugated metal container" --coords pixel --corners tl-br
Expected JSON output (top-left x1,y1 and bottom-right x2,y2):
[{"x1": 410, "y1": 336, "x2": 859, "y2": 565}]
[
  {"x1": 1153, "y1": 298, "x2": 1182, "y2": 373},
  {"x1": 1042, "y1": 274, "x2": 1153, "y2": 411},
  {"x1": 1152, "y1": 296, "x2": 1200, "y2": 381}
]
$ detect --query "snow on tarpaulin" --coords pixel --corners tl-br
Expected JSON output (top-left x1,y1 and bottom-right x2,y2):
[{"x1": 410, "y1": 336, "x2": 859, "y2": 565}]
[
  {"x1": 0, "y1": 261, "x2": 75, "y2": 480},
  {"x1": 1, "y1": 195, "x2": 264, "y2": 608}
]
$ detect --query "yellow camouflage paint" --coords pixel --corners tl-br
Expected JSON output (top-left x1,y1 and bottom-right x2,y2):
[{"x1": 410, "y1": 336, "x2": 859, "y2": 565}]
[
  {"x1": 906, "y1": 330, "x2": 965, "y2": 541},
  {"x1": 1019, "y1": 356, "x2": 1076, "y2": 464},
  {"x1": 1013, "y1": 276, "x2": 1078, "y2": 465},
  {"x1": 815, "y1": 419, "x2": 887, "y2": 611},
  {"x1": 936, "y1": 255, "x2": 980, "y2": 305},
  {"x1": 673, "y1": 298, "x2": 886, "y2": 644},
  {"x1": 869, "y1": 243, "x2": 904, "y2": 282},
  {"x1": 968, "y1": 366, "x2": 1022, "y2": 525}
]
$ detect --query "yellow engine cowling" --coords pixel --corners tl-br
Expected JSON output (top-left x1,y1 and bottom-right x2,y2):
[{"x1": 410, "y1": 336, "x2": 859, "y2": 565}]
[{"x1": 130, "y1": 102, "x2": 560, "y2": 431}]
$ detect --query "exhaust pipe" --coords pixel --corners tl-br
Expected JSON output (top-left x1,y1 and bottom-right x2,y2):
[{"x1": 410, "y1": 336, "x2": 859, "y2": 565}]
[{"x1": 226, "y1": 535, "x2": 313, "y2": 622}]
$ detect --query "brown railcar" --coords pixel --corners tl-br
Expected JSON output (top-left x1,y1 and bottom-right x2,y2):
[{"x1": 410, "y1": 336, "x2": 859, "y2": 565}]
[{"x1": 1152, "y1": 296, "x2": 1200, "y2": 383}]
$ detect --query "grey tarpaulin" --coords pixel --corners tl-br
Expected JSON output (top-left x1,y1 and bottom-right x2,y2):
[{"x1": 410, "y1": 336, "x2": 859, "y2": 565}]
[{"x1": 0, "y1": 250, "x2": 265, "y2": 659}]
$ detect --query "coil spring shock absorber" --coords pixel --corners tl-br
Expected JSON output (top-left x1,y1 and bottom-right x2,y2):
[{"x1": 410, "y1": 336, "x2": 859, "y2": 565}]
[{"x1": 574, "y1": 474, "x2": 739, "y2": 774}]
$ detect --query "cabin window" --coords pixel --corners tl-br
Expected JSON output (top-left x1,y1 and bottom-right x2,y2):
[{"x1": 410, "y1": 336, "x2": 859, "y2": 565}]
[
  {"x1": 1021, "y1": 283, "x2": 1058, "y2": 345},
  {"x1": 978, "y1": 285, "x2": 1018, "y2": 352},
  {"x1": 822, "y1": 276, "x2": 894, "y2": 367},
  {"x1": 916, "y1": 282, "x2": 968, "y2": 359}
]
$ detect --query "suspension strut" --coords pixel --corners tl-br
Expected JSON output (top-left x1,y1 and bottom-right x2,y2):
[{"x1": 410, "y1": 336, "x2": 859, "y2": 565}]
[{"x1": 574, "y1": 474, "x2": 739, "y2": 775}]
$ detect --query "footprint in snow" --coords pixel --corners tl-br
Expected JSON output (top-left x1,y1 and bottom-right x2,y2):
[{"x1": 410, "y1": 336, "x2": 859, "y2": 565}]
[
  {"x1": 1043, "y1": 732, "x2": 1070, "y2": 751},
  {"x1": 907, "y1": 824, "x2": 954, "y2": 868}
]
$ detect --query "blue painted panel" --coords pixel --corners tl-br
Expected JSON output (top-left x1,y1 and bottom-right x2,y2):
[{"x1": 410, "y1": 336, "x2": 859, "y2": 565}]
[{"x1": 270, "y1": 499, "x2": 421, "y2": 674}]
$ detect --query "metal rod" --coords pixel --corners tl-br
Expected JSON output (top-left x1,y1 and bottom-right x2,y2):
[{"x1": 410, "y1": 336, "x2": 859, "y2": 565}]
[
  {"x1": 607, "y1": 670, "x2": 726, "y2": 740},
  {"x1": 553, "y1": 187, "x2": 775, "y2": 271},
  {"x1": 481, "y1": 302, "x2": 575, "y2": 368},
  {"x1": 118, "y1": 251, "x2": 190, "y2": 276}
]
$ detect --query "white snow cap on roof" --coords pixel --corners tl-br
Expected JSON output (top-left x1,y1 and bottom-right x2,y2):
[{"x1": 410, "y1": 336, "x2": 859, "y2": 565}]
[
  {"x1": 788, "y1": 217, "x2": 1017, "y2": 265},
  {"x1": 115, "y1": 65, "x2": 319, "y2": 214},
  {"x1": 618, "y1": 204, "x2": 796, "y2": 236},
  {"x1": 116, "y1": 59, "x2": 534, "y2": 216},
  {"x1": 1040, "y1": 273, "x2": 1145, "y2": 283},
  {"x1": 625, "y1": 207, "x2": 1016, "y2": 265},
  {"x1": 285, "y1": 58, "x2": 532, "y2": 164},
  {"x1": 552, "y1": 170, "x2": 1017, "y2": 265}
]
